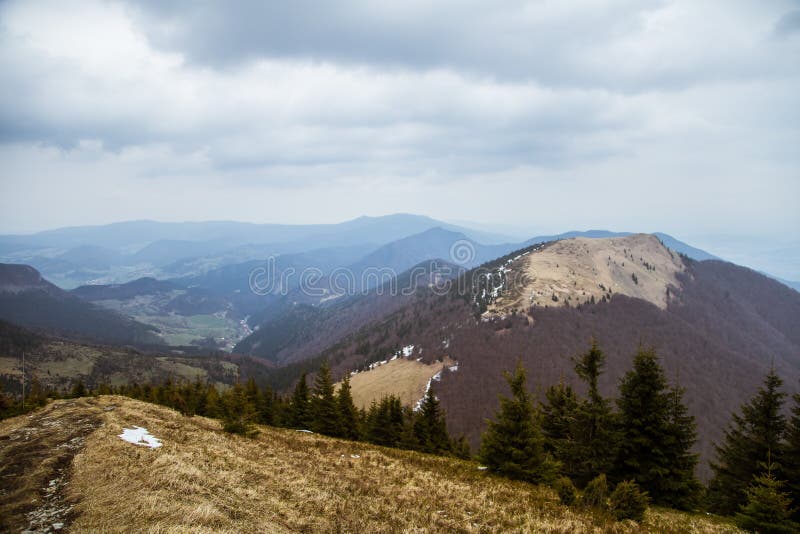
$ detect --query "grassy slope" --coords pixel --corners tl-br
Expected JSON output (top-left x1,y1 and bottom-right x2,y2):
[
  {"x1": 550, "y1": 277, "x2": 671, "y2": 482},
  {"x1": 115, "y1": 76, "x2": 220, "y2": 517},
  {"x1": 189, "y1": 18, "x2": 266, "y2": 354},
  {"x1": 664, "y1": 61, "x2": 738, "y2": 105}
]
[
  {"x1": 1, "y1": 397, "x2": 741, "y2": 533},
  {"x1": 342, "y1": 356, "x2": 456, "y2": 409}
]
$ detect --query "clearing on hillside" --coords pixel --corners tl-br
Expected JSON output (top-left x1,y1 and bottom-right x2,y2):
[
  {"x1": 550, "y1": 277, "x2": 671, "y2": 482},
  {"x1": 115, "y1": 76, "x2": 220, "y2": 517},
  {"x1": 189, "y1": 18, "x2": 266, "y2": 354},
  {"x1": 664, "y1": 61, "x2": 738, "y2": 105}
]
[{"x1": 341, "y1": 356, "x2": 457, "y2": 409}]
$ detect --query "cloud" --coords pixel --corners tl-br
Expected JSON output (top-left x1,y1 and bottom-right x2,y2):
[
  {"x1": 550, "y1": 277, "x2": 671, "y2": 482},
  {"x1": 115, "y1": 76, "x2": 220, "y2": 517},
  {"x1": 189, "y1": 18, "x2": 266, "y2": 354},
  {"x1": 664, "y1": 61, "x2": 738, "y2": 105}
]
[
  {"x1": 775, "y1": 9, "x2": 800, "y2": 36},
  {"x1": 129, "y1": 0, "x2": 799, "y2": 90},
  {"x1": 0, "y1": 0, "x2": 653, "y2": 175}
]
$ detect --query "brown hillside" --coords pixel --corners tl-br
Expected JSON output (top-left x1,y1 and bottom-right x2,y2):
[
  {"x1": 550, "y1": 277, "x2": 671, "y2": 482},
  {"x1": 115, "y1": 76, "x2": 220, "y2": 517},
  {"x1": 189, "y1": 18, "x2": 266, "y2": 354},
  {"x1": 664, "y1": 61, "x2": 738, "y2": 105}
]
[
  {"x1": 0, "y1": 396, "x2": 741, "y2": 532},
  {"x1": 310, "y1": 254, "x2": 800, "y2": 481}
]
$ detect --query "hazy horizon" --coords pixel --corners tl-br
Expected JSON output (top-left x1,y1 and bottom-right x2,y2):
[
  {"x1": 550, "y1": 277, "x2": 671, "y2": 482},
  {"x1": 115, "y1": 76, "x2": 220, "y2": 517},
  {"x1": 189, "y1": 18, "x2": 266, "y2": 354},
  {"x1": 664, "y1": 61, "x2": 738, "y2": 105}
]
[{"x1": 1, "y1": 213, "x2": 798, "y2": 281}]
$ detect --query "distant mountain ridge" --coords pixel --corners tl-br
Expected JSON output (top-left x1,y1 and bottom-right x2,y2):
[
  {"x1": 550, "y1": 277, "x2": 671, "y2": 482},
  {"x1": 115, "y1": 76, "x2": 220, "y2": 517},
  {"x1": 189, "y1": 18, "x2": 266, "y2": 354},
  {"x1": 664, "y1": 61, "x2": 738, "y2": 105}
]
[
  {"x1": 4, "y1": 215, "x2": 792, "y2": 293},
  {"x1": 0, "y1": 264, "x2": 162, "y2": 345},
  {"x1": 0, "y1": 214, "x2": 511, "y2": 288}
]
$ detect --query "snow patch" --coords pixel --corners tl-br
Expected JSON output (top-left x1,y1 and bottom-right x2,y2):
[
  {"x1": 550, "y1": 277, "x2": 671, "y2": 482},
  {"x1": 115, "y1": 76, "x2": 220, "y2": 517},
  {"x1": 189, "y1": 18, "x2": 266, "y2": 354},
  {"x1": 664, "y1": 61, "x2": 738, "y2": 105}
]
[
  {"x1": 118, "y1": 426, "x2": 162, "y2": 448},
  {"x1": 368, "y1": 359, "x2": 388, "y2": 370},
  {"x1": 414, "y1": 370, "x2": 443, "y2": 411}
]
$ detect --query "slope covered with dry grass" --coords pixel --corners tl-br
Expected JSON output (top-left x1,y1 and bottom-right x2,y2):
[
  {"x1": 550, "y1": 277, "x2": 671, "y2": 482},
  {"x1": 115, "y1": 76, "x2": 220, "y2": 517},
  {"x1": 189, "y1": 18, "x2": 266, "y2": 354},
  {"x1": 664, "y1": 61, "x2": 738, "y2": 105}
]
[
  {"x1": 341, "y1": 356, "x2": 456, "y2": 409},
  {"x1": 487, "y1": 234, "x2": 685, "y2": 315},
  {"x1": 0, "y1": 396, "x2": 742, "y2": 533}
]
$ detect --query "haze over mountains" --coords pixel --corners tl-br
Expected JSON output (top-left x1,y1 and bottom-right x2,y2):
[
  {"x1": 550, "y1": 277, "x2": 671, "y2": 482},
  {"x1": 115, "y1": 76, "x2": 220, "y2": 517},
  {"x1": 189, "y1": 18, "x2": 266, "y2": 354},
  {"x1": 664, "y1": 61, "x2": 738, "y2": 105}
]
[
  {"x1": 1, "y1": 213, "x2": 799, "y2": 482},
  {"x1": 1, "y1": 214, "x2": 794, "y2": 288},
  {"x1": 0, "y1": 214, "x2": 797, "y2": 352}
]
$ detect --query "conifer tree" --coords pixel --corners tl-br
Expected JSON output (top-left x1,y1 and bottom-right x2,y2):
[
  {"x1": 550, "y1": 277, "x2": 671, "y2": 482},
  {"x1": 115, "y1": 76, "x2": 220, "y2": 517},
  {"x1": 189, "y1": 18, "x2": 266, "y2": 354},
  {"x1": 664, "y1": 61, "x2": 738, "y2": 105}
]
[
  {"x1": 540, "y1": 379, "x2": 580, "y2": 479},
  {"x1": 70, "y1": 379, "x2": 87, "y2": 398},
  {"x1": 287, "y1": 373, "x2": 313, "y2": 429},
  {"x1": 311, "y1": 362, "x2": 341, "y2": 436},
  {"x1": 615, "y1": 347, "x2": 700, "y2": 507},
  {"x1": 204, "y1": 385, "x2": 222, "y2": 419},
  {"x1": 336, "y1": 375, "x2": 360, "y2": 440},
  {"x1": 735, "y1": 461, "x2": 798, "y2": 534},
  {"x1": 366, "y1": 396, "x2": 405, "y2": 447},
  {"x1": 258, "y1": 385, "x2": 275, "y2": 426},
  {"x1": 413, "y1": 385, "x2": 451, "y2": 454},
  {"x1": 222, "y1": 383, "x2": 258, "y2": 436},
  {"x1": 451, "y1": 435, "x2": 472, "y2": 460},
  {"x1": 478, "y1": 361, "x2": 559, "y2": 483},
  {"x1": 571, "y1": 341, "x2": 618, "y2": 486},
  {"x1": 244, "y1": 377, "x2": 261, "y2": 414},
  {"x1": 708, "y1": 368, "x2": 788, "y2": 515},
  {"x1": 661, "y1": 384, "x2": 702, "y2": 509},
  {"x1": 782, "y1": 387, "x2": 800, "y2": 520},
  {"x1": 399, "y1": 406, "x2": 420, "y2": 451}
]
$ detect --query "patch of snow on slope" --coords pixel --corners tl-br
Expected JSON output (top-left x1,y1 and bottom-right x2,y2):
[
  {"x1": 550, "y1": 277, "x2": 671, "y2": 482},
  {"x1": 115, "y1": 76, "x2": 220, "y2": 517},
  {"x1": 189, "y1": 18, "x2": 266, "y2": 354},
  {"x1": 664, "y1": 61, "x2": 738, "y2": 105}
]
[
  {"x1": 118, "y1": 426, "x2": 162, "y2": 448},
  {"x1": 414, "y1": 370, "x2": 444, "y2": 411}
]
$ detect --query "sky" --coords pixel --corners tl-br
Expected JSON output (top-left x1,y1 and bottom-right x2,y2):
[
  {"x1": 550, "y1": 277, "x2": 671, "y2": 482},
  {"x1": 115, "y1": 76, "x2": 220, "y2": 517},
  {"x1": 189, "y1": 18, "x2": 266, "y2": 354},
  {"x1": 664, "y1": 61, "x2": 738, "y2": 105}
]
[{"x1": 0, "y1": 0, "x2": 798, "y2": 278}]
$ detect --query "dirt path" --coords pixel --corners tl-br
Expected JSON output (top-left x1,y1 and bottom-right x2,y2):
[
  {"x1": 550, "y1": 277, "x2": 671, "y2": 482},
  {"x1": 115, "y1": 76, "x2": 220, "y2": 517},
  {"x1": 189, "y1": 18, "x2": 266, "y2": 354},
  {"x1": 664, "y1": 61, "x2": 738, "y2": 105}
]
[{"x1": 0, "y1": 399, "x2": 103, "y2": 533}]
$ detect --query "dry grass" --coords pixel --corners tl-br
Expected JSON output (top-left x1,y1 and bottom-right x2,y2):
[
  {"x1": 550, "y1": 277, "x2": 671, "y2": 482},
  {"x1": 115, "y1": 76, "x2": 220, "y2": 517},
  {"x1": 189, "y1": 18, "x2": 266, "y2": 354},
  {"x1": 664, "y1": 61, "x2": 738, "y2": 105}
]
[
  {"x1": 488, "y1": 234, "x2": 685, "y2": 315},
  {"x1": 0, "y1": 398, "x2": 103, "y2": 530},
  {"x1": 341, "y1": 357, "x2": 456, "y2": 409},
  {"x1": 1, "y1": 396, "x2": 733, "y2": 533}
]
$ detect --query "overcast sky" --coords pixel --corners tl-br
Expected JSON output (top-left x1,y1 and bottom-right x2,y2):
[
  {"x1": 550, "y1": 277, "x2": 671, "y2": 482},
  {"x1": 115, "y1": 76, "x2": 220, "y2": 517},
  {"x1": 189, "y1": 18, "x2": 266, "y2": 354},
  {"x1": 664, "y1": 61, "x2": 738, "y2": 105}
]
[{"x1": 0, "y1": 0, "x2": 798, "y2": 278}]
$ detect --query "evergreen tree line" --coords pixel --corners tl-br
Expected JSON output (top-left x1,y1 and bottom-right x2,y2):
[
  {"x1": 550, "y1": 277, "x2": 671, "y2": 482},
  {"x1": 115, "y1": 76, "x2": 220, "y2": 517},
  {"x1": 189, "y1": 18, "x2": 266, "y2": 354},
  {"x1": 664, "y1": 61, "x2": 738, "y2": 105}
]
[
  {"x1": 4, "y1": 343, "x2": 799, "y2": 530},
  {"x1": 47, "y1": 362, "x2": 469, "y2": 459},
  {"x1": 479, "y1": 342, "x2": 701, "y2": 514},
  {"x1": 0, "y1": 376, "x2": 53, "y2": 419},
  {"x1": 708, "y1": 368, "x2": 800, "y2": 532},
  {"x1": 478, "y1": 341, "x2": 800, "y2": 530}
]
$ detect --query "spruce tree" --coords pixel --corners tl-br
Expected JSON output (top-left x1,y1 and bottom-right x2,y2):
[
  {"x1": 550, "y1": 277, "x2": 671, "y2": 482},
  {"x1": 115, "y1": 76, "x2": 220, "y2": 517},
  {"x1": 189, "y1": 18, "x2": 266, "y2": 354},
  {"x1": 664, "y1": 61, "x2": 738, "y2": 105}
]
[
  {"x1": 71, "y1": 380, "x2": 87, "y2": 398},
  {"x1": 222, "y1": 383, "x2": 258, "y2": 436},
  {"x1": 661, "y1": 385, "x2": 702, "y2": 509},
  {"x1": 399, "y1": 405, "x2": 420, "y2": 451},
  {"x1": 287, "y1": 373, "x2": 313, "y2": 429},
  {"x1": 782, "y1": 387, "x2": 800, "y2": 520},
  {"x1": 451, "y1": 435, "x2": 472, "y2": 460},
  {"x1": 540, "y1": 379, "x2": 580, "y2": 479},
  {"x1": 478, "y1": 361, "x2": 559, "y2": 483},
  {"x1": 366, "y1": 396, "x2": 405, "y2": 447},
  {"x1": 735, "y1": 461, "x2": 798, "y2": 534},
  {"x1": 413, "y1": 385, "x2": 451, "y2": 455},
  {"x1": 615, "y1": 347, "x2": 699, "y2": 507},
  {"x1": 204, "y1": 385, "x2": 222, "y2": 418},
  {"x1": 336, "y1": 375, "x2": 360, "y2": 440},
  {"x1": 571, "y1": 341, "x2": 618, "y2": 486},
  {"x1": 708, "y1": 368, "x2": 788, "y2": 515},
  {"x1": 241, "y1": 377, "x2": 266, "y2": 423},
  {"x1": 258, "y1": 385, "x2": 275, "y2": 426},
  {"x1": 311, "y1": 362, "x2": 341, "y2": 436}
]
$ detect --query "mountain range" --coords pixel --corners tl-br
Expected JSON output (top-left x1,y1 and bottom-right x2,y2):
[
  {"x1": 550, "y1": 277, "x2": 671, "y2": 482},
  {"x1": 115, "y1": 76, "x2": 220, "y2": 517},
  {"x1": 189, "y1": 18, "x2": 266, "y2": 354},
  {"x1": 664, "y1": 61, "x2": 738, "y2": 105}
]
[{"x1": 1, "y1": 214, "x2": 799, "y2": 481}]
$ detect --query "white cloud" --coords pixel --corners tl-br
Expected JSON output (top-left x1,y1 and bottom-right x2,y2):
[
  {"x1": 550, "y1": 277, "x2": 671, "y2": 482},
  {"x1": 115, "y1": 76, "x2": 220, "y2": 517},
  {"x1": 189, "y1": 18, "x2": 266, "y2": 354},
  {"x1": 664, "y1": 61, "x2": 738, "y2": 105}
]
[{"x1": 0, "y1": 0, "x2": 797, "y2": 277}]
